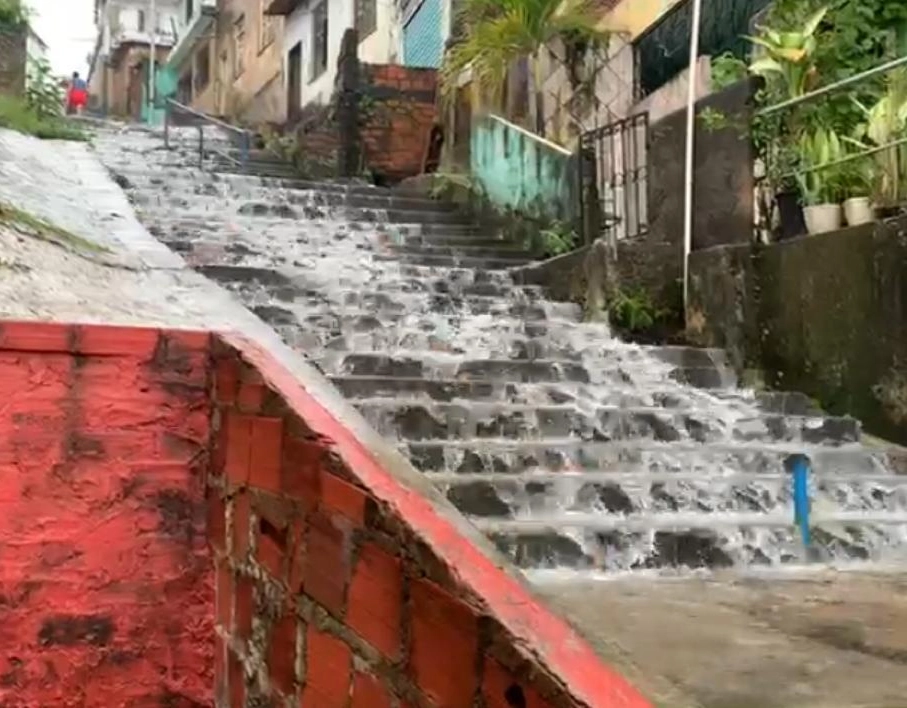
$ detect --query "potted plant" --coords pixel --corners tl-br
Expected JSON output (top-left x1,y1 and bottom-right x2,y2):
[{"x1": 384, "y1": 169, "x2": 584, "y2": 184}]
[
  {"x1": 797, "y1": 127, "x2": 844, "y2": 234},
  {"x1": 848, "y1": 68, "x2": 907, "y2": 218},
  {"x1": 839, "y1": 156, "x2": 874, "y2": 226},
  {"x1": 747, "y1": 6, "x2": 828, "y2": 239}
]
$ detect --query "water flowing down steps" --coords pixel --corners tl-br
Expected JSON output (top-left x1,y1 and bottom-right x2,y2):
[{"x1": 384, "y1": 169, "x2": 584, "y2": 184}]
[{"x1": 90, "y1": 123, "x2": 907, "y2": 578}]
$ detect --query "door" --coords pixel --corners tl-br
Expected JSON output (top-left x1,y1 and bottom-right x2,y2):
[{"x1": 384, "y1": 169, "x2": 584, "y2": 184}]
[{"x1": 287, "y1": 42, "x2": 302, "y2": 123}]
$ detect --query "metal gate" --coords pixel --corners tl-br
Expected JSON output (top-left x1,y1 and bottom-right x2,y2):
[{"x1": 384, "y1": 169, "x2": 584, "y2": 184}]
[{"x1": 578, "y1": 112, "x2": 649, "y2": 245}]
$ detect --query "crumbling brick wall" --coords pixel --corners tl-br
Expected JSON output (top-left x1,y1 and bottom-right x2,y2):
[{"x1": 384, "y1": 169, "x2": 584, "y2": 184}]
[
  {"x1": 0, "y1": 322, "x2": 213, "y2": 706},
  {"x1": 359, "y1": 64, "x2": 438, "y2": 183},
  {"x1": 0, "y1": 26, "x2": 27, "y2": 97},
  {"x1": 208, "y1": 333, "x2": 645, "y2": 707}
]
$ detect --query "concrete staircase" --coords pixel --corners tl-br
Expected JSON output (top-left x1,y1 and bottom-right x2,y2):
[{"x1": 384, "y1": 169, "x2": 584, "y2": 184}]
[{"x1": 93, "y1": 123, "x2": 907, "y2": 576}]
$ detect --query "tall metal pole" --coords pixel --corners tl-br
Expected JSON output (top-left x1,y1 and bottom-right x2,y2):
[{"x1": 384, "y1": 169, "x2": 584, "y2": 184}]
[
  {"x1": 148, "y1": 0, "x2": 157, "y2": 119},
  {"x1": 682, "y1": 0, "x2": 703, "y2": 314}
]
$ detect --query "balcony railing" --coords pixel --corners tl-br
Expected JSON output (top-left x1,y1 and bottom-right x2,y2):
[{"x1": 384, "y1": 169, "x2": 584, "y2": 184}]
[{"x1": 167, "y1": 0, "x2": 217, "y2": 68}]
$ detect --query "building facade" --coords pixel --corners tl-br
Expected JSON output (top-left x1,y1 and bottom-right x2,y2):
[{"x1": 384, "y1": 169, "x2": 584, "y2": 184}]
[
  {"x1": 88, "y1": 0, "x2": 181, "y2": 119},
  {"x1": 161, "y1": 0, "x2": 285, "y2": 124}
]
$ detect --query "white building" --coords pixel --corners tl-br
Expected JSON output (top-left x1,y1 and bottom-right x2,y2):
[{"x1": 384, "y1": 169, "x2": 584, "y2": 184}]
[
  {"x1": 268, "y1": 0, "x2": 453, "y2": 116},
  {"x1": 24, "y1": 26, "x2": 48, "y2": 90},
  {"x1": 88, "y1": 0, "x2": 182, "y2": 116}
]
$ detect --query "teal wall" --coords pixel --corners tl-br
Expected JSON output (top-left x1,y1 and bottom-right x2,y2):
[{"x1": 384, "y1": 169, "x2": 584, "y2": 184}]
[
  {"x1": 403, "y1": 0, "x2": 444, "y2": 68},
  {"x1": 470, "y1": 115, "x2": 577, "y2": 222}
]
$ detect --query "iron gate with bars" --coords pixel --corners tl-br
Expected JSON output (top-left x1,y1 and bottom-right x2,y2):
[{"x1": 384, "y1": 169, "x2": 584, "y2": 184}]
[{"x1": 578, "y1": 112, "x2": 649, "y2": 245}]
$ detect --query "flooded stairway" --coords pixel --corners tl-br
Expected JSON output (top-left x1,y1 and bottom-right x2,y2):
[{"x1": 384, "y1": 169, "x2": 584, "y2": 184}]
[{"x1": 93, "y1": 124, "x2": 907, "y2": 576}]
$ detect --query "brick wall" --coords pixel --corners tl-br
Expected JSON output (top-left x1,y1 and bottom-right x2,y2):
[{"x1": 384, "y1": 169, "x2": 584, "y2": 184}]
[
  {"x1": 0, "y1": 26, "x2": 27, "y2": 97},
  {"x1": 209, "y1": 332, "x2": 649, "y2": 708},
  {"x1": 360, "y1": 64, "x2": 438, "y2": 183},
  {"x1": 0, "y1": 322, "x2": 213, "y2": 705},
  {"x1": 0, "y1": 320, "x2": 649, "y2": 707}
]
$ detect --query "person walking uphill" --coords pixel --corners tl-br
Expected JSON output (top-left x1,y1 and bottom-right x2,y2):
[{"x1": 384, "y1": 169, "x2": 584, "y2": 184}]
[{"x1": 67, "y1": 72, "x2": 88, "y2": 116}]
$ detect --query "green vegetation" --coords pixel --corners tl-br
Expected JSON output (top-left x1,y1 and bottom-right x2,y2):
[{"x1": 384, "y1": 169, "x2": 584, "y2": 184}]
[
  {"x1": 0, "y1": 0, "x2": 29, "y2": 27},
  {"x1": 0, "y1": 201, "x2": 107, "y2": 253},
  {"x1": 0, "y1": 95, "x2": 87, "y2": 140},
  {"x1": 440, "y1": 0, "x2": 610, "y2": 134},
  {"x1": 536, "y1": 220, "x2": 579, "y2": 257},
  {"x1": 751, "y1": 1, "x2": 907, "y2": 203}
]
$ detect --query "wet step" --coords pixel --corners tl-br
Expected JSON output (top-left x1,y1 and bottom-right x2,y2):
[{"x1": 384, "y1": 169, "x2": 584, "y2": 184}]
[
  {"x1": 401, "y1": 233, "x2": 527, "y2": 249},
  {"x1": 372, "y1": 252, "x2": 534, "y2": 269},
  {"x1": 356, "y1": 399, "x2": 860, "y2": 445},
  {"x1": 336, "y1": 353, "x2": 591, "y2": 383},
  {"x1": 482, "y1": 512, "x2": 907, "y2": 571},
  {"x1": 383, "y1": 244, "x2": 537, "y2": 261},
  {"x1": 403, "y1": 439, "x2": 887, "y2": 476},
  {"x1": 428, "y1": 468, "x2": 907, "y2": 523},
  {"x1": 332, "y1": 376, "x2": 714, "y2": 409}
]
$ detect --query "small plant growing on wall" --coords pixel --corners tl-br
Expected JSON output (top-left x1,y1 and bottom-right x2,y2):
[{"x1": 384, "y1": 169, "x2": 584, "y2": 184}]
[
  {"x1": 26, "y1": 58, "x2": 64, "y2": 119},
  {"x1": 0, "y1": 0, "x2": 28, "y2": 27}
]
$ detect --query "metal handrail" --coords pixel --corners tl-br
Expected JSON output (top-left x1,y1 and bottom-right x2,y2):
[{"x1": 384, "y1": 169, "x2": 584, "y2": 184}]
[{"x1": 162, "y1": 97, "x2": 251, "y2": 172}]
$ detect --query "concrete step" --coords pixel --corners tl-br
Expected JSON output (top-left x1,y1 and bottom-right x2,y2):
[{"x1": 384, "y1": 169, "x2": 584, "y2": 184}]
[
  {"x1": 402, "y1": 439, "x2": 886, "y2": 476},
  {"x1": 483, "y1": 510, "x2": 907, "y2": 571},
  {"x1": 354, "y1": 399, "x2": 860, "y2": 445},
  {"x1": 438, "y1": 469, "x2": 907, "y2": 521},
  {"x1": 372, "y1": 252, "x2": 534, "y2": 270},
  {"x1": 383, "y1": 244, "x2": 537, "y2": 261},
  {"x1": 336, "y1": 353, "x2": 591, "y2": 384}
]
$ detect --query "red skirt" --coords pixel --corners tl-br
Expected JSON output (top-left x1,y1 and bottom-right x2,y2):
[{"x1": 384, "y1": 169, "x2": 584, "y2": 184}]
[{"x1": 68, "y1": 88, "x2": 87, "y2": 108}]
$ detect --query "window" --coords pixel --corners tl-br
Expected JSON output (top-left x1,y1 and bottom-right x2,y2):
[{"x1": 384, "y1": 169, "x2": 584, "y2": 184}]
[
  {"x1": 233, "y1": 14, "x2": 246, "y2": 78},
  {"x1": 310, "y1": 1, "x2": 328, "y2": 81},
  {"x1": 136, "y1": 9, "x2": 146, "y2": 31},
  {"x1": 259, "y1": 0, "x2": 277, "y2": 52},
  {"x1": 194, "y1": 42, "x2": 210, "y2": 94},
  {"x1": 355, "y1": 0, "x2": 377, "y2": 40}
]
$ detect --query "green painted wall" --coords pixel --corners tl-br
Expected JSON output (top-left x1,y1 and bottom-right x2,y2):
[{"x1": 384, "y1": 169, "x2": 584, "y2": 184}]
[{"x1": 470, "y1": 114, "x2": 577, "y2": 223}]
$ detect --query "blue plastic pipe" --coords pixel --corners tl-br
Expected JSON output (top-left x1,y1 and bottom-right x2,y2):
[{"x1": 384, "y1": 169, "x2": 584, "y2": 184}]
[{"x1": 787, "y1": 453, "x2": 812, "y2": 552}]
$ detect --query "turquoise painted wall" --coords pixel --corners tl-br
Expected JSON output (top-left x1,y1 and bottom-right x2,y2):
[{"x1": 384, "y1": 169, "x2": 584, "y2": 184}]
[
  {"x1": 470, "y1": 115, "x2": 577, "y2": 222},
  {"x1": 403, "y1": 0, "x2": 444, "y2": 68}
]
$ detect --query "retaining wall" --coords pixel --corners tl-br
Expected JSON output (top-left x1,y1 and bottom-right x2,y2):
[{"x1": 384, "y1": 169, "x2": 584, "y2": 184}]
[
  {"x1": 0, "y1": 320, "x2": 651, "y2": 707},
  {"x1": 0, "y1": 322, "x2": 213, "y2": 705}
]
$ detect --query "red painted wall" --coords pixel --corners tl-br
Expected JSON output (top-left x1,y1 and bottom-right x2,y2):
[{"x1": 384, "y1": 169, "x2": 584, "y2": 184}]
[
  {"x1": 0, "y1": 321, "x2": 650, "y2": 708},
  {"x1": 0, "y1": 323, "x2": 214, "y2": 707}
]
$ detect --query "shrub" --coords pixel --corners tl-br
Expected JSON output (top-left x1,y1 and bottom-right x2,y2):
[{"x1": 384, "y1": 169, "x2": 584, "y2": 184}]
[{"x1": 0, "y1": 95, "x2": 87, "y2": 141}]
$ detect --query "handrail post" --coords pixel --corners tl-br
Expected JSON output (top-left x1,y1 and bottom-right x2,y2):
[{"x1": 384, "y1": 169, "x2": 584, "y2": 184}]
[
  {"x1": 163, "y1": 101, "x2": 170, "y2": 150},
  {"x1": 240, "y1": 131, "x2": 250, "y2": 174},
  {"x1": 198, "y1": 125, "x2": 204, "y2": 168}
]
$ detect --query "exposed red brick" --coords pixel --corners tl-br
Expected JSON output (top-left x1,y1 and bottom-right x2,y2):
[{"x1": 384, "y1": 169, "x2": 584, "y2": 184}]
[
  {"x1": 281, "y1": 437, "x2": 324, "y2": 504},
  {"x1": 229, "y1": 648, "x2": 245, "y2": 708},
  {"x1": 483, "y1": 659, "x2": 552, "y2": 708},
  {"x1": 224, "y1": 413, "x2": 253, "y2": 485},
  {"x1": 321, "y1": 471, "x2": 368, "y2": 524},
  {"x1": 214, "y1": 634, "x2": 227, "y2": 704},
  {"x1": 347, "y1": 543, "x2": 402, "y2": 659},
  {"x1": 215, "y1": 356, "x2": 240, "y2": 404},
  {"x1": 233, "y1": 491, "x2": 252, "y2": 558},
  {"x1": 79, "y1": 324, "x2": 161, "y2": 357},
  {"x1": 351, "y1": 671, "x2": 393, "y2": 708},
  {"x1": 235, "y1": 573, "x2": 254, "y2": 641},
  {"x1": 269, "y1": 612, "x2": 298, "y2": 696},
  {"x1": 409, "y1": 578, "x2": 479, "y2": 706},
  {"x1": 302, "y1": 626, "x2": 352, "y2": 707},
  {"x1": 0, "y1": 319, "x2": 72, "y2": 351},
  {"x1": 303, "y1": 513, "x2": 350, "y2": 616},
  {"x1": 255, "y1": 516, "x2": 286, "y2": 580},
  {"x1": 237, "y1": 381, "x2": 266, "y2": 412},
  {"x1": 217, "y1": 562, "x2": 232, "y2": 628},
  {"x1": 208, "y1": 492, "x2": 227, "y2": 552},
  {"x1": 287, "y1": 516, "x2": 307, "y2": 593},
  {"x1": 249, "y1": 417, "x2": 283, "y2": 492}
]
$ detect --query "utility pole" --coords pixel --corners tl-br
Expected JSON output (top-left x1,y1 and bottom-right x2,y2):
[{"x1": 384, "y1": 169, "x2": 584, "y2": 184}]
[{"x1": 148, "y1": 0, "x2": 157, "y2": 118}]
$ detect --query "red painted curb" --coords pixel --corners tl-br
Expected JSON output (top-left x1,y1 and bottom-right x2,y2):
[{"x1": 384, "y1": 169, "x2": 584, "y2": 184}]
[{"x1": 222, "y1": 331, "x2": 653, "y2": 708}]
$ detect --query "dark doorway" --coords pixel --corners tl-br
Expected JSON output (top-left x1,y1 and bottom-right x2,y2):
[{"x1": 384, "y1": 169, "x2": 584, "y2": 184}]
[{"x1": 287, "y1": 42, "x2": 302, "y2": 124}]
